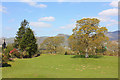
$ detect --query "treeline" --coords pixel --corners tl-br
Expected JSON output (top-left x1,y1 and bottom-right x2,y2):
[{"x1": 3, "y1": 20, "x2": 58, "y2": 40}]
[
  {"x1": 39, "y1": 18, "x2": 118, "y2": 57},
  {"x1": 1, "y1": 18, "x2": 119, "y2": 67}
]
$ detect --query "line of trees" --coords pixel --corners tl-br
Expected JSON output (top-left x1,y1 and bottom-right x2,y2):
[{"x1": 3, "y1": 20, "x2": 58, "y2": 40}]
[
  {"x1": 39, "y1": 18, "x2": 110, "y2": 57},
  {"x1": 40, "y1": 36, "x2": 65, "y2": 54}
]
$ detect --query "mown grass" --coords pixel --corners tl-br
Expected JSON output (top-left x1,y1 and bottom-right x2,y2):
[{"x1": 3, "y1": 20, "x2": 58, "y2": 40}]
[{"x1": 2, "y1": 54, "x2": 118, "y2": 78}]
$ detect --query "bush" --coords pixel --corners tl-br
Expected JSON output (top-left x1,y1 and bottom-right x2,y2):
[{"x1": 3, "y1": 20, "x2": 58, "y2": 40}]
[
  {"x1": 103, "y1": 50, "x2": 118, "y2": 56},
  {"x1": 56, "y1": 46, "x2": 65, "y2": 55},
  {"x1": 9, "y1": 48, "x2": 22, "y2": 58},
  {"x1": 2, "y1": 54, "x2": 9, "y2": 64},
  {"x1": 96, "y1": 47, "x2": 107, "y2": 53}
]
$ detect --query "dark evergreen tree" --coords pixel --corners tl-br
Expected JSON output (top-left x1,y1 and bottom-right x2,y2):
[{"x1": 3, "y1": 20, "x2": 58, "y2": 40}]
[
  {"x1": 14, "y1": 19, "x2": 28, "y2": 49},
  {"x1": 20, "y1": 28, "x2": 38, "y2": 58}
]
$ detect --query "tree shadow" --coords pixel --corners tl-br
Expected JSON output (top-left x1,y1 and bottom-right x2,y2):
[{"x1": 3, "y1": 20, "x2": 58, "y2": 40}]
[
  {"x1": 71, "y1": 55, "x2": 103, "y2": 58},
  {"x1": 23, "y1": 53, "x2": 41, "y2": 58},
  {"x1": 1, "y1": 63, "x2": 11, "y2": 67},
  {"x1": 34, "y1": 53, "x2": 40, "y2": 57}
]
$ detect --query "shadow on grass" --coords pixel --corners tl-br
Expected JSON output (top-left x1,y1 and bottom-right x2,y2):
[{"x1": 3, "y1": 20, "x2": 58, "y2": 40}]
[
  {"x1": 1, "y1": 63, "x2": 11, "y2": 67},
  {"x1": 34, "y1": 54, "x2": 40, "y2": 57},
  {"x1": 23, "y1": 53, "x2": 41, "y2": 58},
  {"x1": 71, "y1": 55, "x2": 103, "y2": 58}
]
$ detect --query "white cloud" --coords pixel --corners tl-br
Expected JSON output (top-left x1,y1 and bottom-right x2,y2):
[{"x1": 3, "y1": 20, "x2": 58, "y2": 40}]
[
  {"x1": 99, "y1": 17, "x2": 117, "y2": 27},
  {"x1": 30, "y1": 16, "x2": 55, "y2": 28},
  {"x1": 96, "y1": 17, "x2": 109, "y2": 22},
  {"x1": 105, "y1": 19, "x2": 118, "y2": 27},
  {"x1": 97, "y1": 1, "x2": 118, "y2": 28},
  {"x1": 110, "y1": 1, "x2": 118, "y2": 7},
  {"x1": 98, "y1": 8, "x2": 118, "y2": 16},
  {"x1": 30, "y1": 22, "x2": 51, "y2": 28},
  {"x1": 21, "y1": 0, "x2": 47, "y2": 8},
  {"x1": 94, "y1": 16, "x2": 116, "y2": 23},
  {"x1": 38, "y1": 16, "x2": 55, "y2": 22},
  {"x1": 0, "y1": 5, "x2": 7, "y2": 13}
]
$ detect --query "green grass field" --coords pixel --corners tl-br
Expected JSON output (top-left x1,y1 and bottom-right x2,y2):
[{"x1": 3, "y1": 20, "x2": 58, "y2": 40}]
[{"x1": 2, "y1": 54, "x2": 118, "y2": 78}]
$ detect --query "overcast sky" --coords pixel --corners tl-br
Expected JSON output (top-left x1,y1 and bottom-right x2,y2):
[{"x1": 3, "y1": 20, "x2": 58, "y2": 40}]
[{"x1": 1, "y1": 1, "x2": 118, "y2": 38}]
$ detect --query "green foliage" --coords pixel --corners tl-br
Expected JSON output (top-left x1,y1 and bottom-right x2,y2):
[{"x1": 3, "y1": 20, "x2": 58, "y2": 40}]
[
  {"x1": 56, "y1": 46, "x2": 65, "y2": 54},
  {"x1": 104, "y1": 41, "x2": 118, "y2": 56},
  {"x1": 14, "y1": 19, "x2": 28, "y2": 49},
  {"x1": 40, "y1": 36, "x2": 65, "y2": 54},
  {"x1": 65, "y1": 49, "x2": 75, "y2": 55},
  {"x1": 2, "y1": 44, "x2": 14, "y2": 57},
  {"x1": 2, "y1": 54, "x2": 9, "y2": 64},
  {"x1": 68, "y1": 18, "x2": 109, "y2": 58},
  {"x1": 2, "y1": 44, "x2": 14, "y2": 64},
  {"x1": 20, "y1": 28, "x2": 38, "y2": 58},
  {"x1": 6, "y1": 44, "x2": 14, "y2": 52},
  {"x1": 96, "y1": 47, "x2": 107, "y2": 53},
  {"x1": 10, "y1": 49, "x2": 22, "y2": 58},
  {"x1": 14, "y1": 19, "x2": 38, "y2": 58},
  {"x1": 0, "y1": 47, "x2": 2, "y2": 53}
]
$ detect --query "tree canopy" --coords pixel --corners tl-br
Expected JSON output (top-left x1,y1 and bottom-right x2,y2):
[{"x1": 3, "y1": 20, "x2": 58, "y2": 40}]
[
  {"x1": 40, "y1": 36, "x2": 65, "y2": 54},
  {"x1": 14, "y1": 19, "x2": 38, "y2": 58},
  {"x1": 68, "y1": 18, "x2": 109, "y2": 58},
  {"x1": 20, "y1": 28, "x2": 38, "y2": 58},
  {"x1": 14, "y1": 19, "x2": 28, "y2": 49}
]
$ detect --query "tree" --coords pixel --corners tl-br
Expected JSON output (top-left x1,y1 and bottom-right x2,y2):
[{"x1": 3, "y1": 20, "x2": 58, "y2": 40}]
[
  {"x1": 2, "y1": 44, "x2": 14, "y2": 65},
  {"x1": 20, "y1": 28, "x2": 38, "y2": 58},
  {"x1": 14, "y1": 19, "x2": 29, "y2": 49},
  {"x1": 105, "y1": 41, "x2": 118, "y2": 56},
  {"x1": 68, "y1": 18, "x2": 109, "y2": 58},
  {"x1": 40, "y1": 36, "x2": 65, "y2": 54}
]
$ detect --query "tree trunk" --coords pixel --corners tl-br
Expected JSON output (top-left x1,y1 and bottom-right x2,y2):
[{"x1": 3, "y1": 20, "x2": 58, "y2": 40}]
[
  {"x1": 29, "y1": 53, "x2": 32, "y2": 58},
  {"x1": 85, "y1": 52, "x2": 89, "y2": 58},
  {"x1": 85, "y1": 48, "x2": 89, "y2": 58}
]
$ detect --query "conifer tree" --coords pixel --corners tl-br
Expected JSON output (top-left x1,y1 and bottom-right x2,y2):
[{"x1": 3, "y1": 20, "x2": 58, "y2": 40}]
[
  {"x1": 20, "y1": 27, "x2": 38, "y2": 58},
  {"x1": 14, "y1": 19, "x2": 28, "y2": 49}
]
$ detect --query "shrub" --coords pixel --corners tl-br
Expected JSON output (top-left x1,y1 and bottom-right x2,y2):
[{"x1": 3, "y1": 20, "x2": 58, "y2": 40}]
[
  {"x1": 2, "y1": 54, "x2": 9, "y2": 64},
  {"x1": 9, "y1": 48, "x2": 22, "y2": 58}
]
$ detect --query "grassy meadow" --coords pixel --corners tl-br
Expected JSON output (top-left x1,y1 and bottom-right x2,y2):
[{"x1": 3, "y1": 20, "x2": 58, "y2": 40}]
[{"x1": 2, "y1": 54, "x2": 118, "y2": 78}]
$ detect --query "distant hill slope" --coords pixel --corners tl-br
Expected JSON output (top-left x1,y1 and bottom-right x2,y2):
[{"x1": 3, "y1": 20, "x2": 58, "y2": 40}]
[
  {"x1": 106, "y1": 31, "x2": 120, "y2": 41},
  {"x1": 0, "y1": 38, "x2": 14, "y2": 45},
  {"x1": 36, "y1": 36, "x2": 48, "y2": 44},
  {"x1": 0, "y1": 30, "x2": 119, "y2": 45}
]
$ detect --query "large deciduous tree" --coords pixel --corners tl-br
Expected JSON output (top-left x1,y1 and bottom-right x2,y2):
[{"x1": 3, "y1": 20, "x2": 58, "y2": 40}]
[
  {"x1": 68, "y1": 18, "x2": 109, "y2": 58},
  {"x1": 40, "y1": 36, "x2": 65, "y2": 54}
]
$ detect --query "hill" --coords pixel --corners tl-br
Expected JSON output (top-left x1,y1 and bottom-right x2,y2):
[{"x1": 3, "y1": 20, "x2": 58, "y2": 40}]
[
  {"x1": 0, "y1": 30, "x2": 119, "y2": 45},
  {"x1": 106, "y1": 31, "x2": 120, "y2": 41}
]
